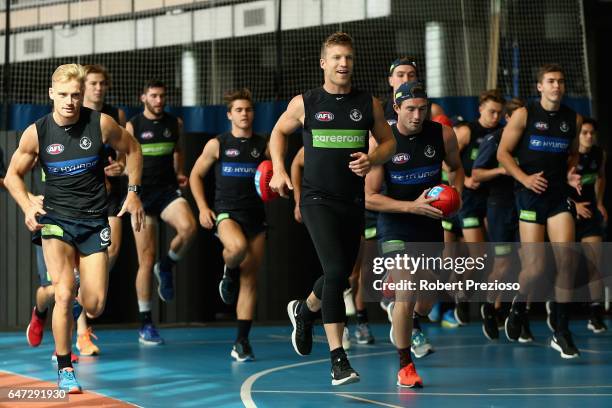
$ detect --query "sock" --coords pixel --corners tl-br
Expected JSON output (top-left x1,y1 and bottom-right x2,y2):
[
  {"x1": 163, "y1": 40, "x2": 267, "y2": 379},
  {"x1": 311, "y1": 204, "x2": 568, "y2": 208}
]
[
  {"x1": 298, "y1": 301, "x2": 318, "y2": 321},
  {"x1": 225, "y1": 265, "x2": 240, "y2": 280},
  {"x1": 555, "y1": 302, "x2": 570, "y2": 332},
  {"x1": 35, "y1": 306, "x2": 48, "y2": 319},
  {"x1": 356, "y1": 309, "x2": 368, "y2": 325},
  {"x1": 56, "y1": 353, "x2": 72, "y2": 370},
  {"x1": 398, "y1": 346, "x2": 412, "y2": 368},
  {"x1": 236, "y1": 319, "x2": 252, "y2": 341},
  {"x1": 413, "y1": 312, "x2": 422, "y2": 331},
  {"x1": 330, "y1": 347, "x2": 345, "y2": 363},
  {"x1": 138, "y1": 301, "x2": 152, "y2": 326},
  {"x1": 512, "y1": 295, "x2": 527, "y2": 313},
  {"x1": 590, "y1": 302, "x2": 603, "y2": 318}
]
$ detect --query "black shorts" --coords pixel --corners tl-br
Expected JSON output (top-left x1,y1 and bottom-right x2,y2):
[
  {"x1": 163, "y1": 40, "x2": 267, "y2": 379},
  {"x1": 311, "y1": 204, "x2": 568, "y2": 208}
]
[
  {"x1": 576, "y1": 206, "x2": 604, "y2": 240},
  {"x1": 364, "y1": 210, "x2": 378, "y2": 240},
  {"x1": 141, "y1": 185, "x2": 182, "y2": 216},
  {"x1": 216, "y1": 207, "x2": 266, "y2": 239},
  {"x1": 107, "y1": 179, "x2": 127, "y2": 217},
  {"x1": 378, "y1": 212, "x2": 443, "y2": 248},
  {"x1": 487, "y1": 201, "x2": 518, "y2": 256},
  {"x1": 458, "y1": 187, "x2": 487, "y2": 229},
  {"x1": 515, "y1": 187, "x2": 575, "y2": 225},
  {"x1": 442, "y1": 215, "x2": 463, "y2": 237},
  {"x1": 33, "y1": 211, "x2": 110, "y2": 256}
]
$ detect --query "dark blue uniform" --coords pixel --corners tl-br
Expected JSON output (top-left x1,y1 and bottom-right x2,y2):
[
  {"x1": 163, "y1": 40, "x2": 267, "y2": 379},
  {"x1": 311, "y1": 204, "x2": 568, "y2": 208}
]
[{"x1": 573, "y1": 146, "x2": 605, "y2": 239}]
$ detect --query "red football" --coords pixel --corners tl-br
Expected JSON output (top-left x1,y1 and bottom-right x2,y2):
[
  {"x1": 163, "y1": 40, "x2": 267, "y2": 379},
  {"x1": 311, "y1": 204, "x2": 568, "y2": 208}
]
[
  {"x1": 254, "y1": 160, "x2": 280, "y2": 202},
  {"x1": 431, "y1": 114, "x2": 453, "y2": 127},
  {"x1": 426, "y1": 184, "x2": 460, "y2": 217}
]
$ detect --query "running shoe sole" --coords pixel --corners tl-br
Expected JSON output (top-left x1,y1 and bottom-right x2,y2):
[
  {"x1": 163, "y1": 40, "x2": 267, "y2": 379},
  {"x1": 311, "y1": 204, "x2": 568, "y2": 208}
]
[
  {"x1": 331, "y1": 373, "x2": 360, "y2": 386},
  {"x1": 550, "y1": 338, "x2": 579, "y2": 359},
  {"x1": 287, "y1": 300, "x2": 308, "y2": 356},
  {"x1": 230, "y1": 350, "x2": 254, "y2": 362},
  {"x1": 153, "y1": 263, "x2": 170, "y2": 303}
]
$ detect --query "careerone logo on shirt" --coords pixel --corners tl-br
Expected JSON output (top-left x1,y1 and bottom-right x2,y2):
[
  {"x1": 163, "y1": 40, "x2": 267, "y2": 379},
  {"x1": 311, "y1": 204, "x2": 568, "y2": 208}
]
[
  {"x1": 528, "y1": 135, "x2": 569, "y2": 153},
  {"x1": 389, "y1": 164, "x2": 440, "y2": 185},
  {"x1": 312, "y1": 129, "x2": 367, "y2": 148},
  {"x1": 221, "y1": 162, "x2": 258, "y2": 177}
]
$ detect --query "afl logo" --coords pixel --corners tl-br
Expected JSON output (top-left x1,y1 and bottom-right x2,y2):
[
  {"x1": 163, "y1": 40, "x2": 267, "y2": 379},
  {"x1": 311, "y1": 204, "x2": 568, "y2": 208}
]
[
  {"x1": 225, "y1": 148, "x2": 240, "y2": 157},
  {"x1": 100, "y1": 227, "x2": 110, "y2": 243},
  {"x1": 535, "y1": 121, "x2": 549, "y2": 131},
  {"x1": 392, "y1": 153, "x2": 410, "y2": 164},
  {"x1": 424, "y1": 145, "x2": 436, "y2": 158},
  {"x1": 350, "y1": 109, "x2": 363, "y2": 122},
  {"x1": 315, "y1": 112, "x2": 334, "y2": 122},
  {"x1": 141, "y1": 131, "x2": 154, "y2": 140},
  {"x1": 560, "y1": 121, "x2": 569, "y2": 133},
  {"x1": 46, "y1": 144, "x2": 64, "y2": 155},
  {"x1": 79, "y1": 137, "x2": 92, "y2": 150}
]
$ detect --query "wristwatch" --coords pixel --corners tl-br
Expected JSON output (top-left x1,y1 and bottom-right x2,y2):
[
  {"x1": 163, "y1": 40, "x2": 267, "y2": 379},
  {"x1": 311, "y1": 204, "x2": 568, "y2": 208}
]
[{"x1": 128, "y1": 184, "x2": 142, "y2": 195}]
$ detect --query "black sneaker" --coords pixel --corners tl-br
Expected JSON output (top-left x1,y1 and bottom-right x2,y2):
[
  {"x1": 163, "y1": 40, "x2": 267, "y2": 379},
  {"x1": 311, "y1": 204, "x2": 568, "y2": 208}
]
[
  {"x1": 546, "y1": 301, "x2": 557, "y2": 333},
  {"x1": 287, "y1": 300, "x2": 313, "y2": 356},
  {"x1": 331, "y1": 354, "x2": 360, "y2": 386},
  {"x1": 454, "y1": 302, "x2": 470, "y2": 326},
  {"x1": 481, "y1": 303, "x2": 498, "y2": 340},
  {"x1": 587, "y1": 316, "x2": 608, "y2": 334},
  {"x1": 551, "y1": 331, "x2": 580, "y2": 359},
  {"x1": 518, "y1": 319, "x2": 534, "y2": 343},
  {"x1": 504, "y1": 302, "x2": 524, "y2": 342},
  {"x1": 231, "y1": 338, "x2": 255, "y2": 362},
  {"x1": 219, "y1": 265, "x2": 239, "y2": 305}
]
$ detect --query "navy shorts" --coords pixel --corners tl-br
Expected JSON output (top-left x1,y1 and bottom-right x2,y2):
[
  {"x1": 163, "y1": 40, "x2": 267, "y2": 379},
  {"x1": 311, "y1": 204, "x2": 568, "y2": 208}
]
[
  {"x1": 107, "y1": 178, "x2": 127, "y2": 217},
  {"x1": 378, "y1": 212, "x2": 443, "y2": 250},
  {"x1": 442, "y1": 215, "x2": 463, "y2": 237},
  {"x1": 33, "y1": 211, "x2": 110, "y2": 256},
  {"x1": 364, "y1": 210, "x2": 378, "y2": 240},
  {"x1": 458, "y1": 187, "x2": 487, "y2": 229},
  {"x1": 141, "y1": 185, "x2": 182, "y2": 216},
  {"x1": 216, "y1": 207, "x2": 266, "y2": 239},
  {"x1": 487, "y1": 201, "x2": 518, "y2": 256},
  {"x1": 576, "y1": 206, "x2": 604, "y2": 240},
  {"x1": 515, "y1": 188, "x2": 575, "y2": 225}
]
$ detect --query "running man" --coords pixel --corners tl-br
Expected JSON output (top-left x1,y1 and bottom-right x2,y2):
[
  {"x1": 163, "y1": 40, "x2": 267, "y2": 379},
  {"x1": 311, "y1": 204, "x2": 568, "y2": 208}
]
[
  {"x1": 271, "y1": 32, "x2": 396, "y2": 385},
  {"x1": 366, "y1": 81, "x2": 463, "y2": 387},
  {"x1": 498, "y1": 63, "x2": 583, "y2": 358},
  {"x1": 127, "y1": 79, "x2": 197, "y2": 345},
  {"x1": 4, "y1": 64, "x2": 144, "y2": 392},
  {"x1": 190, "y1": 88, "x2": 268, "y2": 361}
]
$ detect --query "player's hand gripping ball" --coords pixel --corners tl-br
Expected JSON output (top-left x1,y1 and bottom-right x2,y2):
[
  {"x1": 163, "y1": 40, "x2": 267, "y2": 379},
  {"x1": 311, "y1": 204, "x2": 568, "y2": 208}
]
[
  {"x1": 255, "y1": 160, "x2": 280, "y2": 202},
  {"x1": 426, "y1": 184, "x2": 460, "y2": 217}
]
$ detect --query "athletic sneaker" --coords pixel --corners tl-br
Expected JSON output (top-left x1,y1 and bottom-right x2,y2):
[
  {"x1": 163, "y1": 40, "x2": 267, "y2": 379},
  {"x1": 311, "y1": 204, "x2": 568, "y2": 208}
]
[
  {"x1": 76, "y1": 327, "x2": 100, "y2": 356},
  {"x1": 481, "y1": 303, "x2": 499, "y2": 340},
  {"x1": 342, "y1": 327, "x2": 351, "y2": 351},
  {"x1": 354, "y1": 323, "x2": 375, "y2": 345},
  {"x1": 428, "y1": 303, "x2": 441, "y2": 322},
  {"x1": 379, "y1": 297, "x2": 392, "y2": 313},
  {"x1": 441, "y1": 309, "x2": 459, "y2": 328},
  {"x1": 411, "y1": 329, "x2": 433, "y2": 358},
  {"x1": 138, "y1": 323, "x2": 164, "y2": 345},
  {"x1": 587, "y1": 317, "x2": 608, "y2": 334},
  {"x1": 397, "y1": 362, "x2": 423, "y2": 388},
  {"x1": 504, "y1": 302, "x2": 524, "y2": 342},
  {"x1": 518, "y1": 320, "x2": 534, "y2": 343},
  {"x1": 57, "y1": 367, "x2": 82, "y2": 394},
  {"x1": 343, "y1": 288, "x2": 356, "y2": 316},
  {"x1": 287, "y1": 300, "x2": 313, "y2": 356},
  {"x1": 551, "y1": 331, "x2": 580, "y2": 359},
  {"x1": 51, "y1": 352, "x2": 79, "y2": 364},
  {"x1": 387, "y1": 301, "x2": 396, "y2": 345},
  {"x1": 153, "y1": 261, "x2": 174, "y2": 302},
  {"x1": 218, "y1": 265, "x2": 239, "y2": 305},
  {"x1": 546, "y1": 301, "x2": 557, "y2": 333},
  {"x1": 454, "y1": 302, "x2": 470, "y2": 325},
  {"x1": 231, "y1": 338, "x2": 255, "y2": 362},
  {"x1": 331, "y1": 354, "x2": 360, "y2": 386},
  {"x1": 26, "y1": 307, "x2": 46, "y2": 347}
]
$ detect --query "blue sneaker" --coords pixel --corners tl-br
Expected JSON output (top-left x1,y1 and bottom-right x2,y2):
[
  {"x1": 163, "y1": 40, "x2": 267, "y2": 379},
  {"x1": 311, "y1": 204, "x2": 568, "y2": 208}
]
[
  {"x1": 428, "y1": 303, "x2": 441, "y2": 322},
  {"x1": 153, "y1": 262, "x2": 174, "y2": 302},
  {"x1": 139, "y1": 324, "x2": 164, "y2": 346},
  {"x1": 411, "y1": 329, "x2": 434, "y2": 358},
  {"x1": 57, "y1": 367, "x2": 82, "y2": 394},
  {"x1": 441, "y1": 309, "x2": 459, "y2": 328}
]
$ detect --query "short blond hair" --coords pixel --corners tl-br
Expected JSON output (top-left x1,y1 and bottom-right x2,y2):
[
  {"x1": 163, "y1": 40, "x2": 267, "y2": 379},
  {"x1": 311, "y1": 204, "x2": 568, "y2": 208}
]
[{"x1": 52, "y1": 64, "x2": 86, "y2": 86}]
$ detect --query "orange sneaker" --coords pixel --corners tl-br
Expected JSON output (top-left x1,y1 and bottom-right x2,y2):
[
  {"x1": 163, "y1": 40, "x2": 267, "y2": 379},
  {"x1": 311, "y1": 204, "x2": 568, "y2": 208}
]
[
  {"x1": 397, "y1": 363, "x2": 423, "y2": 388},
  {"x1": 76, "y1": 327, "x2": 100, "y2": 356}
]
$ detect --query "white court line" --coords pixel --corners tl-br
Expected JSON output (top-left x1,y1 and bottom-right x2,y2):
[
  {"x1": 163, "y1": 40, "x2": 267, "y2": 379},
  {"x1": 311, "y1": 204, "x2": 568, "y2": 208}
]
[
  {"x1": 0, "y1": 368, "x2": 144, "y2": 407},
  {"x1": 489, "y1": 385, "x2": 612, "y2": 391},
  {"x1": 251, "y1": 390, "x2": 612, "y2": 397},
  {"x1": 336, "y1": 393, "x2": 404, "y2": 407}
]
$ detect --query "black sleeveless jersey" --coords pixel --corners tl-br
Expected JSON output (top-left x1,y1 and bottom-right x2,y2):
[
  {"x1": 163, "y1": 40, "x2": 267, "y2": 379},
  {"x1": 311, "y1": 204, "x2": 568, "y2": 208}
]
[
  {"x1": 302, "y1": 87, "x2": 374, "y2": 205},
  {"x1": 515, "y1": 102, "x2": 576, "y2": 189},
  {"x1": 36, "y1": 108, "x2": 107, "y2": 218},
  {"x1": 384, "y1": 121, "x2": 445, "y2": 201},
  {"x1": 130, "y1": 112, "x2": 180, "y2": 188},
  {"x1": 574, "y1": 145, "x2": 603, "y2": 203},
  {"x1": 461, "y1": 121, "x2": 501, "y2": 178},
  {"x1": 214, "y1": 132, "x2": 267, "y2": 211},
  {"x1": 472, "y1": 128, "x2": 514, "y2": 201}
]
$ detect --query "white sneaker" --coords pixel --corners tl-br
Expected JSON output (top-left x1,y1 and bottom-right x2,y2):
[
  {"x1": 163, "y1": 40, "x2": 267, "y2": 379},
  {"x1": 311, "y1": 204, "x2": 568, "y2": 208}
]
[
  {"x1": 343, "y1": 288, "x2": 356, "y2": 316},
  {"x1": 342, "y1": 326, "x2": 351, "y2": 350}
]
